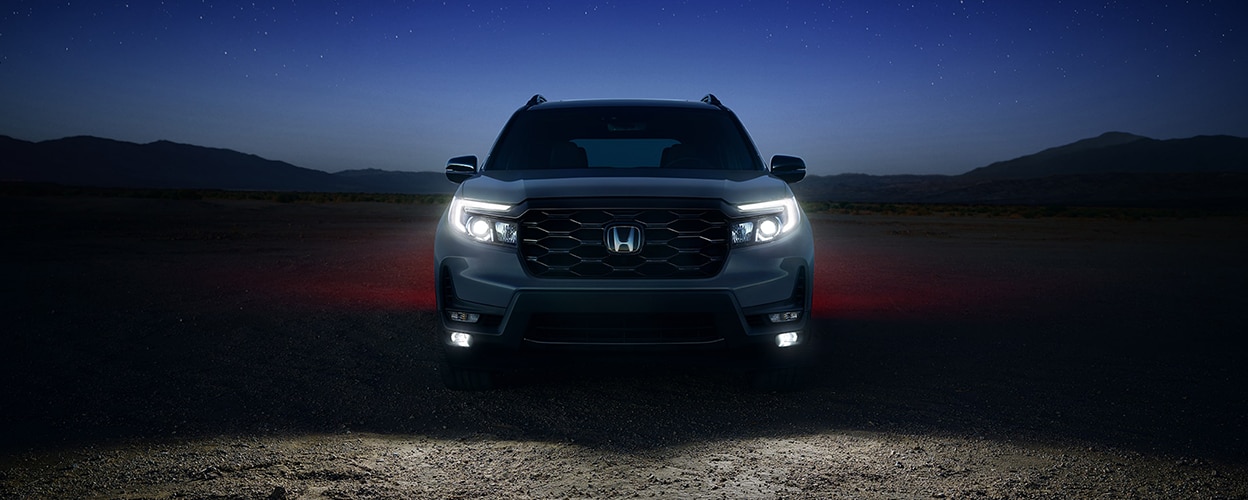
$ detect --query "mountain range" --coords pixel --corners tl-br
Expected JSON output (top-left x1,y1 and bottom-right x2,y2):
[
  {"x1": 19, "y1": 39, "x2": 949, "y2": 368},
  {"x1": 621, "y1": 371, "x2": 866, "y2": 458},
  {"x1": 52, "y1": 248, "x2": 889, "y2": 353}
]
[
  {"x1": 3, "y1": 132, "x2": 1247, "y2": 206},
  {"x1": 793, "y1": 132, "x2": 1248, "y2": 206},
  {"x1": 0, "y1": 135, "x2": 456, "y2": 195}
]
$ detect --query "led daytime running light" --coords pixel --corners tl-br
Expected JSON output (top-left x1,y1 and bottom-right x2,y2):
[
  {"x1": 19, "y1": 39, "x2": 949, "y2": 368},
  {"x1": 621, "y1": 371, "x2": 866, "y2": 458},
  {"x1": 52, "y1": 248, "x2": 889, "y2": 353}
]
[
  {"x1": 449, "y1": 197, "x2": 516, "y2": 245},
  {"x1": 733, "y1": 196, "x2": 799, "y2": 244},
  {"x1": 738, "y1": 197, "x2": 799, "y2": 234}
]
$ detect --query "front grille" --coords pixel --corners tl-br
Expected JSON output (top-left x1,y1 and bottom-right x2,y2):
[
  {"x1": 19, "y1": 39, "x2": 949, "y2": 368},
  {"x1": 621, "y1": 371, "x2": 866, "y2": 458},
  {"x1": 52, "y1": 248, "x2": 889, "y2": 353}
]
[
  {"x1": 520, "y1": 207, "x2": 729, "y2": 278},
  {"x1": 525, "y1": 313, "x2": 721, "y2": 344}
]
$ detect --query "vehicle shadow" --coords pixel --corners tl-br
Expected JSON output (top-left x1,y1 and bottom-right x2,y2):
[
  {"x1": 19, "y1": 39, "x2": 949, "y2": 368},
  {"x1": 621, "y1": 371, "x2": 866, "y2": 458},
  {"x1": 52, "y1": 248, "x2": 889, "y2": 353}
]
[{"x1": 4, "y1": 300, "x2": 1244, "y2": 463}]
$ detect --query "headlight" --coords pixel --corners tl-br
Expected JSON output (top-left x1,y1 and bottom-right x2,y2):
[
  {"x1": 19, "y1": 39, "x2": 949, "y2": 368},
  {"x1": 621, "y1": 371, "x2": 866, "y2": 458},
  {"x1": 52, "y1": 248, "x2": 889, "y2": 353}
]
[
  {"x1": 732, "y1": 196, "x2": 800, "y2": 245},
  {"x1": 448, "y1": 196, "x2": 517, "y2": 245}
]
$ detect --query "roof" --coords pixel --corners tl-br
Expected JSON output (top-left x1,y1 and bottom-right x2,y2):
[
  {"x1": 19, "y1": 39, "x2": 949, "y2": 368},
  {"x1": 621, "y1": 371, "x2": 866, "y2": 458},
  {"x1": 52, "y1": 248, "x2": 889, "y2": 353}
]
[{"x1": 521, "y1": 94, "x2": 727, "y2": 111}]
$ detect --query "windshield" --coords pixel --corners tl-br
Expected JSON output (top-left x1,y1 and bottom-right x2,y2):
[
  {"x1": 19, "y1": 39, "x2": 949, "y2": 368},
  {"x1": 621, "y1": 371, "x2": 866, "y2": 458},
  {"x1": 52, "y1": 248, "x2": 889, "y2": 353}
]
[{"x1": 483, "y1": 106, "x2": 764, "y2": 171}]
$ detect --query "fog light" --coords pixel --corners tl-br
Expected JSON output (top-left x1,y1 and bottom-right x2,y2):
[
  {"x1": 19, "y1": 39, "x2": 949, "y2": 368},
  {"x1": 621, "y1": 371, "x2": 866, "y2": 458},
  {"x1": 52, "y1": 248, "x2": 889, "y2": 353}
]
[
  {"x1": 776, "y1": 332, "x2": 799, "y2": 348},
  {"x1": 449, "y1": 332, "x2": 472, "y2": 348},
  {"x1": 768, "y1": 311, "x2": 801, "y2": 323},
  {"x1": 448, "y1": 311, "x2": 480, "y2": 323}
]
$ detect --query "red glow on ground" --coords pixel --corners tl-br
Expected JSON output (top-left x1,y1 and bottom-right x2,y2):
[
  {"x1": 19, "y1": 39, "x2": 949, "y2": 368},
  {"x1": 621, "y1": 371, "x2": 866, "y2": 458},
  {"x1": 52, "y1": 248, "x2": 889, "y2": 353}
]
[
  {"x1": 198, "y1": 218, "x2": 1063, "y2": 322},
  {"x1": 296, "y1": 277, "x2": 435, "y2": 311},
  {"x1": 286, "y1": 232, "x2": 438, "y2": 310},
  {"x1": 197, "y1": 229, "x2": 438, "y2": 312},
  {"x1": 809, "y1": 244, "x2": 1044, "y2": 322}
]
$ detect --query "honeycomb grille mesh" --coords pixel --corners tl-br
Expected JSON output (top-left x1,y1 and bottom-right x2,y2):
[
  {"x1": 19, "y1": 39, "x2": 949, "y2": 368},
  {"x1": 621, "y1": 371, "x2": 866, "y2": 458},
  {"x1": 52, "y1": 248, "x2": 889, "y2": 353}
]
[{"x1": 520, "y1": 207, "x2": 729, "y2": 278}]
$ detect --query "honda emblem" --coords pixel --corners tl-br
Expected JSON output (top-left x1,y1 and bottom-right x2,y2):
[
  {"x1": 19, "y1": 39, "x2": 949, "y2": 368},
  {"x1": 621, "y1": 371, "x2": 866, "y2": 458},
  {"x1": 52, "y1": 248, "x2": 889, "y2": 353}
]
[{"x1": 606, "y1": 225, "x2": 643, "y2": 254}]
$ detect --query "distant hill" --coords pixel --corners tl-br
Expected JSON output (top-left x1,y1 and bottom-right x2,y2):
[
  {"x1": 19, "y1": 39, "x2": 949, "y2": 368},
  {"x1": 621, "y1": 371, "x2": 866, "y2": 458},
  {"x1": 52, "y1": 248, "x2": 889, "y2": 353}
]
[
  {"x1": 4, "y1": 132, "x2": 1247, "y2": 206},
  {"x1": 0, "y1": 135, "x2": 456, "y2": 194},
  {"x1": 962, "y1": 132, "x2": 1248, "y2": 179},
  {"x1": 793, "y1": 132, "x2": 1248, "y2": 206}
]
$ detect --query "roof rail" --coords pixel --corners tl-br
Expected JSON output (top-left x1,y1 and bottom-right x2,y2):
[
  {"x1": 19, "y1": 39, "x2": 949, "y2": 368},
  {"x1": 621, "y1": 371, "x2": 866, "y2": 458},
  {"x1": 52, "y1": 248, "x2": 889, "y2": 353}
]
[
  {"x1": 524, "y1": 94, "x2": 548, "y2": 109},
  {"x1": 700, "y1": 94, "x2": 724, "y2": 108}
]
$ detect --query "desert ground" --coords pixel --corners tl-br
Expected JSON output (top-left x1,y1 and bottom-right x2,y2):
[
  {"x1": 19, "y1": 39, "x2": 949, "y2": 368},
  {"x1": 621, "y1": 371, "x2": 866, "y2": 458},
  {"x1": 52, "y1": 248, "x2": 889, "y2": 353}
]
[{"x1": 2, "y1": 195, "x2": 1246, "y2": 499}]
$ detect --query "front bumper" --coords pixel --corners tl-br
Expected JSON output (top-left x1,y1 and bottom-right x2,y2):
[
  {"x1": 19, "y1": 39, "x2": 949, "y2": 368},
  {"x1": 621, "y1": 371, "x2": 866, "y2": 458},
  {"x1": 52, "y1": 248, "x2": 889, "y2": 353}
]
[{"x1": 434, "y1": 214, "x2": 814, "y2": 357}]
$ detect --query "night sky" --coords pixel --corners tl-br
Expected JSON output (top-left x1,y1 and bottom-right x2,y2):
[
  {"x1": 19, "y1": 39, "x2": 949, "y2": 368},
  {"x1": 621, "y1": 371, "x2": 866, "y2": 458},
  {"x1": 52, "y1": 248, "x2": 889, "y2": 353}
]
[{"x1": 2, "y1": 1, "x2": 1245, "y2": 176}]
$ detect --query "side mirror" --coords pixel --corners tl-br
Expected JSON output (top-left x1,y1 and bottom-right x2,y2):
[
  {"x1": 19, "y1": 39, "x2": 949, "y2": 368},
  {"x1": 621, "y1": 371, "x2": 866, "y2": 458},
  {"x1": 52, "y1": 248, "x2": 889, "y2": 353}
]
[
  {"x1": 770, "y1": 155, "x2": 806, "y2": 184},
  {"x1": 446, "y1": 155, "x2": 478, "y2": 184}
]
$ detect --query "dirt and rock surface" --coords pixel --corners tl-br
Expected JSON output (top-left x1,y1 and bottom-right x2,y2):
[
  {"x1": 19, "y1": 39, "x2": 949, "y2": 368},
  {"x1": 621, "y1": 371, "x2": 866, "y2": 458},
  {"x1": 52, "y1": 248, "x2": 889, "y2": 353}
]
[{"x1": 2, "y1": 196, "x2": 1246, "y2": 498}]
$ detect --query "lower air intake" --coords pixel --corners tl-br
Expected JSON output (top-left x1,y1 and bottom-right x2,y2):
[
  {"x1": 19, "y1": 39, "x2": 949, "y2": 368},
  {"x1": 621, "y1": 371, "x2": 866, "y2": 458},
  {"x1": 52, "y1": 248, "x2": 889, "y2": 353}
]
[{"x1": 525, "y1": 313, "x2": 721, "y2": 344}]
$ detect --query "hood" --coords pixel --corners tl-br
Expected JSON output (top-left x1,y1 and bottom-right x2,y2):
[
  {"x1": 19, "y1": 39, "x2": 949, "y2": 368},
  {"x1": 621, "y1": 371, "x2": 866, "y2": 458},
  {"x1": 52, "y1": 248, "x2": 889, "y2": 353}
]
[{"x1": 456, "y1": 169, "x2": 793, "y2": 206}]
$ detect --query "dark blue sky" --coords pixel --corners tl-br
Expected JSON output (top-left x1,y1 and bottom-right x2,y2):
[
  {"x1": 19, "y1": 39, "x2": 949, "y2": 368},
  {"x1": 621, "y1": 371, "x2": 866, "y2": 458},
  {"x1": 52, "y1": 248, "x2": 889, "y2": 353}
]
[{"x1": 2, "y1": 1, "x2": 1244, "y2": 175}]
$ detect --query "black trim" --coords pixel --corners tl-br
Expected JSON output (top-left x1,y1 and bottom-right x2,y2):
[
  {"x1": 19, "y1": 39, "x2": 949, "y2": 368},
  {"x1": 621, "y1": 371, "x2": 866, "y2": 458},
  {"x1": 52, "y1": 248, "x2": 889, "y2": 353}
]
[
  {"x1": 701, "y1": 94, "x2": 724, "y2": 108},
  {"x1": 524, "y1": 94, "x2": 547, "y2": 108}
]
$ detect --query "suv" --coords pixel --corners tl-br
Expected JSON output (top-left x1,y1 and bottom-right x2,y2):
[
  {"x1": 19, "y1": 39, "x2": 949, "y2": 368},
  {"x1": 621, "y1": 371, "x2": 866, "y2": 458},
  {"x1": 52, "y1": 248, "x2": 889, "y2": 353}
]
[{"x1": 434, "y1": 94, "x2": 814, "y2": 389}]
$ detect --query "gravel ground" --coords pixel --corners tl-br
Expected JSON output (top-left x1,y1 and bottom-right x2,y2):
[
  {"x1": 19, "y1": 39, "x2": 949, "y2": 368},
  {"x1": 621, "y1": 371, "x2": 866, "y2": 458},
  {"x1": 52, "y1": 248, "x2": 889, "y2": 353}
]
[{"x1": 2, "y1": 196, "x2": 1246, "y2": 499}]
